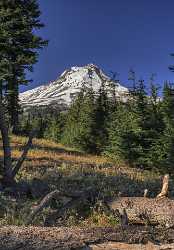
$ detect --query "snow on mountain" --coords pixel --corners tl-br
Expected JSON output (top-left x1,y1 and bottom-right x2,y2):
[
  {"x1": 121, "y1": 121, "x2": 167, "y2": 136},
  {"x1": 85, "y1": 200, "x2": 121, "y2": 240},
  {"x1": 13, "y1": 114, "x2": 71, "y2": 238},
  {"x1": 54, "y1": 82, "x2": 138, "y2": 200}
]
[{"x1": 19, "y1": 64, "x2": 128, "y2": 110}]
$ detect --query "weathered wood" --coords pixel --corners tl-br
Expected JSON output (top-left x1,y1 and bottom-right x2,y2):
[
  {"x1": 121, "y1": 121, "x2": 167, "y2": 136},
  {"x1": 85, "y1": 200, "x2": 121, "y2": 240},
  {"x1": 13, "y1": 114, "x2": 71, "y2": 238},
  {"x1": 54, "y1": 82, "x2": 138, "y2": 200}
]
[
  {"x1": 0, "y1": 226, "x2": 173, "y2": 250},
  {"x1": 107, "y1": 196, "x2": 174, "y2": 227},
  {"x1": 89, "y1": 242, "x2": 174, "y2": 250},
  {"x1": 106, "y1": 174, "x2": 174, "y2": 227},
  {"x1": 157, "y1": 174, "x2": 169, "y2": 198},
  {"x1": 27, "y1": 187, "x2": 94, "y2": 225},
  {"x1": 144, "y1": 189, "x2": 148, "y2": 197}
]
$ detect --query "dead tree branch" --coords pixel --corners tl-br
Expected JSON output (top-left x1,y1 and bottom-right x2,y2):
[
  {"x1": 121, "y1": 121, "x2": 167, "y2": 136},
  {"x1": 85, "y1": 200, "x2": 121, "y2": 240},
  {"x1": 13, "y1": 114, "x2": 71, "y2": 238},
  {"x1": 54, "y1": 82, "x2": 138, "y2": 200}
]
[
  {"x1": 27, "y1": 187, "x2": 94, "y2": 225},
  {"x1": 11, "y1": 130, "x2": 35, "y2": 179},
  {"x1": 157, "y1": 174, "x2": 169, "y2": 198}
]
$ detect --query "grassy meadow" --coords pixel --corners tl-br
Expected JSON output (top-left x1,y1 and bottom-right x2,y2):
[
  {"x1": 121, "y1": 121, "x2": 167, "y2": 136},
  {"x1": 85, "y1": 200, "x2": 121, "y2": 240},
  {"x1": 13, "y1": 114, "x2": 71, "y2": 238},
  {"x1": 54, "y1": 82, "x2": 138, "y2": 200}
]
[{"x1": 0, "y1": 135, "x2": 172, "y2": 227}]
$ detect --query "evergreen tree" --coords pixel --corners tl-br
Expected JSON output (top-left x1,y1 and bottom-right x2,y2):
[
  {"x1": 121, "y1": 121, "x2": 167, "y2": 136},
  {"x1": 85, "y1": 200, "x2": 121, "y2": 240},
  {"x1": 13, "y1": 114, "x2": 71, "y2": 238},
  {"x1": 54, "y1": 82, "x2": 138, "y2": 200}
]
[
  {"x1": 105, "y1": 101, "x2": 142, "y2": 165},
  {"x1": 106, "y1": 76, "x2": 162, "y2": 168},
  {"x1": 44, "y1": 113, "x2": 66, "y2": 142},
  {"x1": 0, "y1": 0, "x2": 48, "y2": 133},
  {"x1": 62, "y1": 87, "x2": 96, "y2": 152},
  {"x1": 93, "y1": 82, "x2": 111, "y2": 153},
  {"x1": 61, "y1": 90, "x2": 84, "y2": 147},
  {"x1": 145, "y1": 76, "x2": 164, "y2": 167},
  {"x1": 151, "y1": 83, "x2": 174, "y2": 170}
]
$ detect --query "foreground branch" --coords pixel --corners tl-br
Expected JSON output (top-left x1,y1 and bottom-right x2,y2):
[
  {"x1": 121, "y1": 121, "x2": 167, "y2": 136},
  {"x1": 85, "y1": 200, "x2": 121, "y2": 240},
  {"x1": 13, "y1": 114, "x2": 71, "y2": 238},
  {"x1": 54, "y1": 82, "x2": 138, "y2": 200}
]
[
  {"x1": 11, "y1": 131, "x2": 35, "y2": 179},
  {"x1": 27, "y1": 187, "x2": 94, "y2": 225}
]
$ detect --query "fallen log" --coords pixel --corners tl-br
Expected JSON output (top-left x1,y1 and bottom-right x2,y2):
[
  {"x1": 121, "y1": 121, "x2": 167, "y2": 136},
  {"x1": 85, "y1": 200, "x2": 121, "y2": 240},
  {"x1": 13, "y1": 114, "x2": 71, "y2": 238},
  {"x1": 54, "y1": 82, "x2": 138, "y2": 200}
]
[
  {"x1": 0, "y1": 225, "x2": 174, "y2": 250},
  {"x1": 27, "y1": 174, "x2": 174, "y2": 228},
  {"x1": 90, "y1": 242, "x2": 174, "y2": 250},
  {"x1": 107, "y1": 174, "x2": 174, "y2": 227},
  {"x1": 107, "y1": 196, "x2": 174, "y2": 227}
]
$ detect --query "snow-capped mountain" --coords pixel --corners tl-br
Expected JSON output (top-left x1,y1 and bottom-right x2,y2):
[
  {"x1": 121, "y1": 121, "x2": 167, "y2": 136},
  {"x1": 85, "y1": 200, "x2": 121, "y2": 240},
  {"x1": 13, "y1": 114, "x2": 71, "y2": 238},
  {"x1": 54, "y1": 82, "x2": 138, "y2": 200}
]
[{"x1": 20, "y1": 64, "x2": 128, "y2": 110}]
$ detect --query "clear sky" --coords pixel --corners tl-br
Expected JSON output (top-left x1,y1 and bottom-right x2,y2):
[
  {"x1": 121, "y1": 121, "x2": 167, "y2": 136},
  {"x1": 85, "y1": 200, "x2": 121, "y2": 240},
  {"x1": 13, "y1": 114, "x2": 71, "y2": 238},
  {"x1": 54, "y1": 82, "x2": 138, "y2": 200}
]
[{"x1": 22, "y1": 0, "x2": 174, "y2": 92}]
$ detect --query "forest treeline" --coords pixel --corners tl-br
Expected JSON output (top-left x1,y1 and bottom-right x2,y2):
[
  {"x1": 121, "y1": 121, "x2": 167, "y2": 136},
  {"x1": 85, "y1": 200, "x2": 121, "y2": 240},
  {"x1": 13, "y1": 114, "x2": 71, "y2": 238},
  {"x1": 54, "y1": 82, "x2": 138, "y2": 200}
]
[{"x1": 20, "y1": 76, "x2": 174, "y2": 172}]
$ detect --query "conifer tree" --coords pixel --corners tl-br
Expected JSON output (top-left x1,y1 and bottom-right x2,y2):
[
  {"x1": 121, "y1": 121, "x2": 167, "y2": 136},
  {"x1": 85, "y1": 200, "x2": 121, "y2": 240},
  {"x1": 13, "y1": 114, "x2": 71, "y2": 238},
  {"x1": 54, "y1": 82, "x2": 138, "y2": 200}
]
[
  {"x1": 61, "y1": 90, "x2": 84, "y2": 147},
  {"x1": 0, "y1": 0, "x2": 48, "y2": 133},
  {"x1": 106, "y1": 77, "x2": 158, "y2": 167},
  {"x1": 93, "y1": 81, "x2": 111, "y2": 153},
  {"x1": 62, "y1": 88, "x2": 96, "y2": 152},
  {"x1": 152, "y1": 83, "x2": 174, "y2": 170},
  {"x1": 44, "y1": 113, "x2": 66, "y2": 142},
  {"x1": 75, "y1": 88, "x2": 96, "y2": 152},
  {"x1": 105, "y1": 101, "x2": 141, "y2": 165}
]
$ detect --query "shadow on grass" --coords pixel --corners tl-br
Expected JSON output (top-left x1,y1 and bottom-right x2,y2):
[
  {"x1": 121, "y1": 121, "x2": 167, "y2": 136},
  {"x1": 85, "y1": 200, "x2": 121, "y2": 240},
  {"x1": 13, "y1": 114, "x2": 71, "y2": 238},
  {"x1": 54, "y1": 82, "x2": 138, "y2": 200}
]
[
  {"x1": 42, "y1": 169, "x2": 169, "y2": 226},
  {"x1": 0, "y1": 143, "x2": 85, "y2": 156}
]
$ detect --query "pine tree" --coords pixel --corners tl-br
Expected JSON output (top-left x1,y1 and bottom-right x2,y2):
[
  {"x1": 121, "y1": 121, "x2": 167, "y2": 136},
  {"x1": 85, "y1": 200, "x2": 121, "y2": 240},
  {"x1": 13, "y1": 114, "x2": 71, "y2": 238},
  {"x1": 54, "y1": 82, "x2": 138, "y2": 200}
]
[
  {"x1": 0, "y1": 0, "x2": 48, "y2": 133},
  {"x1": 44, "y1": 113, "x2": 66, "y2": 142},
  {"x1": 106, "y1": 99, "x2": 143, "y2": 165},
  {"x1": 62, "y1": 88, "x2": 96, "y2": 152},
  {"x1": 61, "y1": 90, "x2": 84, "y2": 147},
  {"x1": 75, "y1": 88, "x2": 96, "y2": 152},
  {"x1": 106, "y1": 77, "x2": 160, "y2": 168},
  {"x1": 145, "y1": 76, "x2": 164, "y2": 167},
  {"x1": 151, "y1": 83, "x2": 174, "y2": 170},
  {"x1": 93, "y1": 81, "x2": 111, "y2": 153}
]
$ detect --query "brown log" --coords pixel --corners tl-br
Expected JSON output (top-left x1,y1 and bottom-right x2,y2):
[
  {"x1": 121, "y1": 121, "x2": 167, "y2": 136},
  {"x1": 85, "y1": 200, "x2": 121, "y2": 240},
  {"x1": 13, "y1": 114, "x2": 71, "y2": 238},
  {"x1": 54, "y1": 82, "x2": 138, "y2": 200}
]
[
  {"x1": 0, "y1": 226, "x2": 173, "y2": 250},
  {"x1": 90, "y1": 242, "x2": 174, "y2": 250},
  {"x1": 107, "y1": 196, "x2": 174, "y2": 227},
  {"x1": 106, "y1": 174, "x2": 174, "y2": 227}
]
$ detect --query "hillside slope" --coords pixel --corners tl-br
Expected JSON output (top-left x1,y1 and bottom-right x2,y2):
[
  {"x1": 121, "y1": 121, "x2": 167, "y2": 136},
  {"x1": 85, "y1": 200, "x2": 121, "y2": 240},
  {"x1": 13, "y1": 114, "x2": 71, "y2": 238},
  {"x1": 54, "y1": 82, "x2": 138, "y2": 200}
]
[{"x1": 0, "y1": 135, "x2": 166, "y2": 227}]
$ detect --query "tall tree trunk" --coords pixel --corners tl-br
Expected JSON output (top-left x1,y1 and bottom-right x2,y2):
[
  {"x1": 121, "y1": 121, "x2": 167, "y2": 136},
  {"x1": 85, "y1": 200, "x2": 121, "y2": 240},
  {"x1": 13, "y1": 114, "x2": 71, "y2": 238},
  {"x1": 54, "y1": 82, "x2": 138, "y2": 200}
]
[
  {"x1": 6, "y1": 77, "x2": 19, "y2": 134},
  {"x1": 0, "y1": 96, "x2": 13, "y2": 183}
]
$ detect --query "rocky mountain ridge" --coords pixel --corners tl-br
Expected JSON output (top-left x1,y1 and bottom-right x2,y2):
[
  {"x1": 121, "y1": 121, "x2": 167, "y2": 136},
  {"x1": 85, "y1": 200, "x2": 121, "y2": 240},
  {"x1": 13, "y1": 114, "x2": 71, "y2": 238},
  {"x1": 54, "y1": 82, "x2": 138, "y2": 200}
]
[{"x1": 20, "y1": 64, "x2": 128, "y2": 110}]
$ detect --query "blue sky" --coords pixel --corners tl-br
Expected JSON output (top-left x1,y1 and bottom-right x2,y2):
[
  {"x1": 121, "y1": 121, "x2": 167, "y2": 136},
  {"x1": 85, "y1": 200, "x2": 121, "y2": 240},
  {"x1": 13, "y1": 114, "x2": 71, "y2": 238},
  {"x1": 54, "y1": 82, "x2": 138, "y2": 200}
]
[{"x1": 22, "y1": 0, "x2": 174, "y2": 92}]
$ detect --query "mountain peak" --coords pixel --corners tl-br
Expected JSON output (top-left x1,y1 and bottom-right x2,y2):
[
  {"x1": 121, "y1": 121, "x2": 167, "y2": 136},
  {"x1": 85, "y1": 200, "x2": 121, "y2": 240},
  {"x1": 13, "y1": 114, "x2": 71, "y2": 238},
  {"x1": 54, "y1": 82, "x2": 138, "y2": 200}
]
[{"x1": 20, "y1": 64, "x2": 128, "y2": 110}]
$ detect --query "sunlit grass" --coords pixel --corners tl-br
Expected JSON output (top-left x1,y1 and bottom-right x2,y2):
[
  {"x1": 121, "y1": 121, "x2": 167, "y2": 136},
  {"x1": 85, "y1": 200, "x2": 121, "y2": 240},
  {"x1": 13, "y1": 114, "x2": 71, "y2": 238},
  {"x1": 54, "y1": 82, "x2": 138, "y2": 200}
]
[{"x1": 0, "y1": 135, "x2": 164, "y2": 226}]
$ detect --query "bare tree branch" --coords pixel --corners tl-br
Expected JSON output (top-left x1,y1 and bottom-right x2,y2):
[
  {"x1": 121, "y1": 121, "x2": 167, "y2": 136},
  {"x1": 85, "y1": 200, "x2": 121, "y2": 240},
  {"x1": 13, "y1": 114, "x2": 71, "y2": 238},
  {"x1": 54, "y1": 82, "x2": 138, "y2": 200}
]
[
  {"x1": 11, "y1": 130, "x2": 35, "y2": 179},
  {"x1": 27, "y1": 187, "x2": 94, "y2": 225},
  {"x1": 157, "y1": 174, "x2": 169, "y2": 198}
]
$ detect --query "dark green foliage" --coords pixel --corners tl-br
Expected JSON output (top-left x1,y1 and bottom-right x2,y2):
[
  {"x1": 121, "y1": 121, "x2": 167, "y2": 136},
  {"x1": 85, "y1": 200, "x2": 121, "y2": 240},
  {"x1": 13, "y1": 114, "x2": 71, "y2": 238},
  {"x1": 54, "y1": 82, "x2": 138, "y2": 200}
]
[
  {"x1": 105, "y1": 102, "x2": 142, "y2": 165},
  {"x1": 17, "y1": 76, "x2": 174, "y2": 172},
  {"x1": 150, "y1": 83, "x2": 174, "y2": 171},
  {"x1": 19, "y1": 108, "x2": 65, "y2": 141},
  {"x1": 93, "y1": 83, "x2": 111, "y2": 153},
  {"x1": 0, "y1": 0, "x2": 48, "y2": 132},
  {"x1": 44, "y1": 113, "x2": 66, "y2": 142},
  {"x1": 61, "y1": 88, "x2": 96, "y2": 152},
  {"x1": 105, "y1": 76, "x2": 164, "y2": 168}
]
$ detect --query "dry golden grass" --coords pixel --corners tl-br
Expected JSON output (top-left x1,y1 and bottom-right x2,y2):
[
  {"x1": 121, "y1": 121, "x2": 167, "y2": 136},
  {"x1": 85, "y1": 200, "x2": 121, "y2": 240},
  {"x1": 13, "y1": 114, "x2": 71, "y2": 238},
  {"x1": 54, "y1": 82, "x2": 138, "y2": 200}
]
[
  {"x1": 0, "y1": 135, "x2": 166, "y2": 227},
  {"x1": 0, "y1": 135, "x2": 160, "y2": 183}
]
